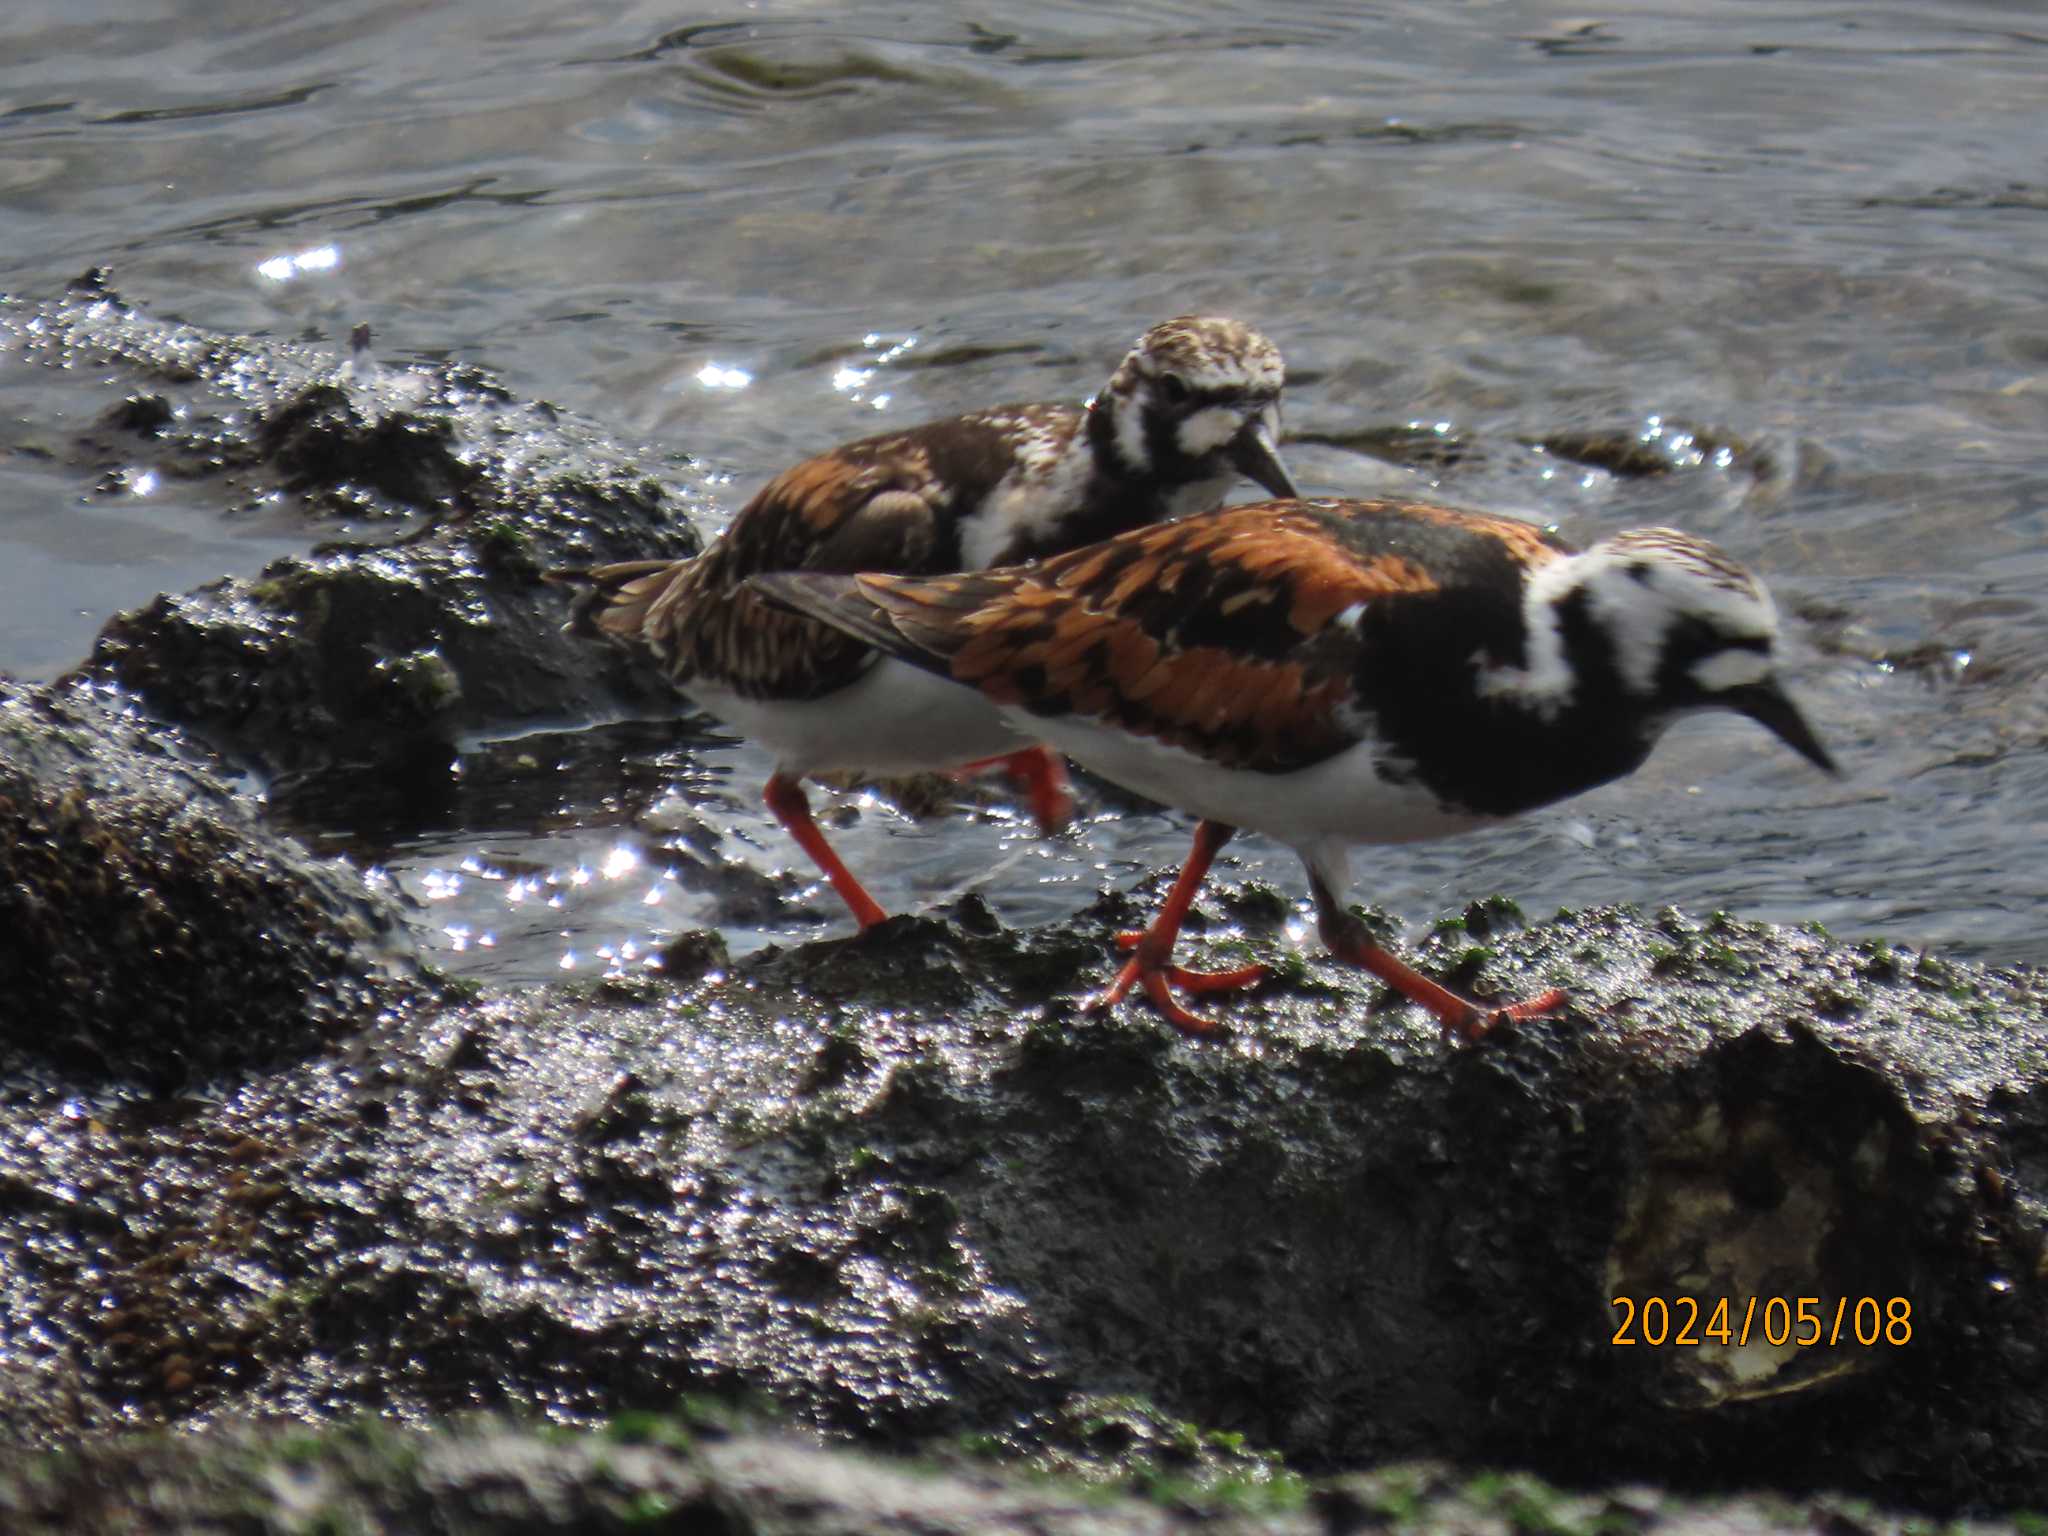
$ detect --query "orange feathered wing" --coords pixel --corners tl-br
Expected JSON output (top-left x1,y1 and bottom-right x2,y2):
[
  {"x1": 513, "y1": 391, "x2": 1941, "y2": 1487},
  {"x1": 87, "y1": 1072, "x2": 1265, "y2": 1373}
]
[{"x1": 758, "y1": 499, "x2": 1563, "y2": 774}]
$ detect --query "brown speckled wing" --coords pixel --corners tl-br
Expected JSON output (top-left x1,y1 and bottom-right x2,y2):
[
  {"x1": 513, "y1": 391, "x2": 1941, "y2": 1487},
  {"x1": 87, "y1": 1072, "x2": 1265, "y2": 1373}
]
[
  {"x1": 787, "y1": 498, "x2": 1568, "y2": 773},
  {"x1": 562, "y1": 404, "x2": 1106, "y2": 702},
  {"x1": 639, "y1": 451, "x2": 953, "y2": 702},
  {"x1": 641, "y1": 412, "x2": 1099, "y2": 702}
]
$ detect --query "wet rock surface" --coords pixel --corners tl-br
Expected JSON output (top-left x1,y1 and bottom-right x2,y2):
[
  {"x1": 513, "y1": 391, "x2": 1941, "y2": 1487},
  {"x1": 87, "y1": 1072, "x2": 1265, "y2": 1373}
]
[
  {"x1": 3, "y1": 294, "x2": 2048, "y2": 1525},
  {"x1": 2, "y1": 787, "x2": 2046, "y2": 1509},
  {"x1": 0, "y1": 678, "x2": 414, "y2": 1085},
  {"x1": 5, "y1": 280, "x2": 703, "y2": 799}
]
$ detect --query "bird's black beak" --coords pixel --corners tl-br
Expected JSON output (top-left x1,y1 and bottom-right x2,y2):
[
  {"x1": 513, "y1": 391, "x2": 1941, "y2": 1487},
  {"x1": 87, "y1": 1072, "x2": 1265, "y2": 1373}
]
[
  {"x1": 1227, "y1": 414, "x2": 1299, "y2": 500},
  {"x1": 1726, "y1": 680, "x2": 1837, "y2": 775}
]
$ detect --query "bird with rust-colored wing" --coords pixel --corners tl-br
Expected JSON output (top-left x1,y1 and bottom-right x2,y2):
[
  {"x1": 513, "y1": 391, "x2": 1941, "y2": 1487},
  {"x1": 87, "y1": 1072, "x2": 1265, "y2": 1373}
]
[
  {"x1": 750, "y1": 497, "x2": 1837, "y2": 1037},
  {"x1": 546, "y1": 317, "x2": 1296, "y2": 931}
]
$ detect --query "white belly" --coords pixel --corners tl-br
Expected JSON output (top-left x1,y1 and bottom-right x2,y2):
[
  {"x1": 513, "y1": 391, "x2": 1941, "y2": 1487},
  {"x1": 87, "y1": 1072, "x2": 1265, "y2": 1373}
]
[
  {"x1": 1021, "y1": 711, "x2": 1494, "y2": 852},
  {"x1": 688, "y1": 659, "x2": 1033, "y2": 777}
]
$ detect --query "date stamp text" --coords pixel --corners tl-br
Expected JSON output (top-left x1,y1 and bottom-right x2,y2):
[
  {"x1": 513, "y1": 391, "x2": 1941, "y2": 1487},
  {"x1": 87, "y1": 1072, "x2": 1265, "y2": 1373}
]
[{"x1": 1610, "y1": 1295, "x2": 1912, "y2": 1348}]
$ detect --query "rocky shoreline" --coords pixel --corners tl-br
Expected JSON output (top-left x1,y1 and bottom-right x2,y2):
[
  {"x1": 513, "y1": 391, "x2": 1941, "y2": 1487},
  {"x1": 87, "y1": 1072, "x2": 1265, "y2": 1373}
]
[{"x1": 4, "y1": 285, "x2": 2046, "y2": 1530}]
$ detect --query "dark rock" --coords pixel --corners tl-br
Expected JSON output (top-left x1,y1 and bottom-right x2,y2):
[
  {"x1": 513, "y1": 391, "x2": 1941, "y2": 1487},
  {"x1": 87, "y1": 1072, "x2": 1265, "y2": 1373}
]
[
  {"x1": 659, "y1": 928, "x2": 732, "y2": 981},
  {"x1": 0, "y1": 846, "x2": 2044, "y2": 1511},
  {"x1": 0, "y1": 679, "x2": 413, "y2": 1086},
  {"x1": 101, "y1": 393, "x2": 175, "y2": 436},
  {"x1": 1286, "y1": 422, "x2": 1478, "y2": 474},
  {"x1": 1, "y1": 289, "x2": 706, "y2": 790},
  {"x1": 1533, "y1": 424, "x2": 1766, "y2": 481}
]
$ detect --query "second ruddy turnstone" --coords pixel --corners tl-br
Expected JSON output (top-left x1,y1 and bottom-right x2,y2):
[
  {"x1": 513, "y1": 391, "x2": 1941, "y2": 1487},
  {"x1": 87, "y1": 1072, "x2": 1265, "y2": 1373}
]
[
  {"x1": 547, "y1": 316, "x2": 1296, "y2": 931},
  {"x1": 750, "y1": 497, "x2": 1838, "y2": 1035}
]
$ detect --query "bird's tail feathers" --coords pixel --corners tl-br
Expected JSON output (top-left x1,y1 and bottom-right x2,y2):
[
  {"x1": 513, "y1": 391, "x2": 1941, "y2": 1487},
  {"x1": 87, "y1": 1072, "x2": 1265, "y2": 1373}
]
[{"x1": 543, "y1": 558, "x2": 691, "y2": 643}]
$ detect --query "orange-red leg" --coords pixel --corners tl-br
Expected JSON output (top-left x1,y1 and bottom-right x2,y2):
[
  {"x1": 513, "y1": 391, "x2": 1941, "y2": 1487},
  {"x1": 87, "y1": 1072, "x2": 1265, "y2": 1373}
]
[
  {"x1": 1087, "y1": 820, "x2": 1266, "y2": 1034},
  {"x1": 1309, "y1": 876, "x2": 1566, "y2": 1043},
  {"x1": 955, "y1": 746, "x2": 1074, "y2": 836},
  {"x1": 764, "y1": 771, "x2": 888, "y2": 932}
]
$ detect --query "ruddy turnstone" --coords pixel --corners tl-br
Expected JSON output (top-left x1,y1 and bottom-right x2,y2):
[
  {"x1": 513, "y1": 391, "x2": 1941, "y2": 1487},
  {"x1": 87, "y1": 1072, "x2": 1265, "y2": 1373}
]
[
  {"x1": 750, "y1": 497, "x2": 1837, "y2": 1035},
  {"x1": 546, "y1": 316, "x2": 1296, "y2": 931}
]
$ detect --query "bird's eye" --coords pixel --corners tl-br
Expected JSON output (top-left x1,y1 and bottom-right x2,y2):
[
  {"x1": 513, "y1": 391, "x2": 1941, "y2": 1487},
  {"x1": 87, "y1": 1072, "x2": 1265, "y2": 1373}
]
[{"x1": 1159, "y1": 373, "x2": 1192, "y2": 405}]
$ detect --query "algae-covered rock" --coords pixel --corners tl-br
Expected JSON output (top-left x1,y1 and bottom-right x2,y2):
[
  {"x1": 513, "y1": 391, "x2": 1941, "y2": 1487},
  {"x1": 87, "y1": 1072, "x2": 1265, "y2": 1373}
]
[
  {"x1": 0, "y1": 1413, "x2": 2035, "y2": 1536},
  {"x1": 0, "y1": 679, "x2": 412, "y2": 1084},
  {"x1": 2, "y1": 858, "x2": 2046, "y2": 1508},
  {"x1": 1, "y1": 282, "x2": 703, "y2": 792}
]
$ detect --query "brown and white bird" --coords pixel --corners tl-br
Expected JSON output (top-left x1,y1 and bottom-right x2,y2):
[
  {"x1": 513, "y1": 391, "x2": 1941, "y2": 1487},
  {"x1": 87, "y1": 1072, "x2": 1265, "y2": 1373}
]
[
  {"x1": 751, "y1": 497, "x2": 1837, "y2": 1035},
  {"x1": 547, "y1": 317, "x2": 1296, "y2": 931}
]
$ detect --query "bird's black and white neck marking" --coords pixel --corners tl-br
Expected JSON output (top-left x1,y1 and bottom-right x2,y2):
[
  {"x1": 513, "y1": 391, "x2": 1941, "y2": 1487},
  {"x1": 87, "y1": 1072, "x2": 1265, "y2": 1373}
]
[
  {"x1": 1477, "y1": 527, "x2": 1770, "y2": 707},
  {"x1": 1468, "y1": 524, "x2": 1832, "y2": 787}
]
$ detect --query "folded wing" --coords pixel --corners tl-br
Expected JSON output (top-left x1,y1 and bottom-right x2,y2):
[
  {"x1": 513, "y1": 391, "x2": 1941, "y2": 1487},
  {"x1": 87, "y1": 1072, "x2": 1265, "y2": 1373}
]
[{"x1": 754, "y1": 498, "x2": 1557, "y2": 775}]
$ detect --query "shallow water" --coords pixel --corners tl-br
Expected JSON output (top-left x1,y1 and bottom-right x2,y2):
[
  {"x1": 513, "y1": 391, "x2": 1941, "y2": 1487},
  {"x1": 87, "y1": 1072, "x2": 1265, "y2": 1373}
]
[{"x1": 3, "y1": 0, "x2": 2044, "y2": 982}]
